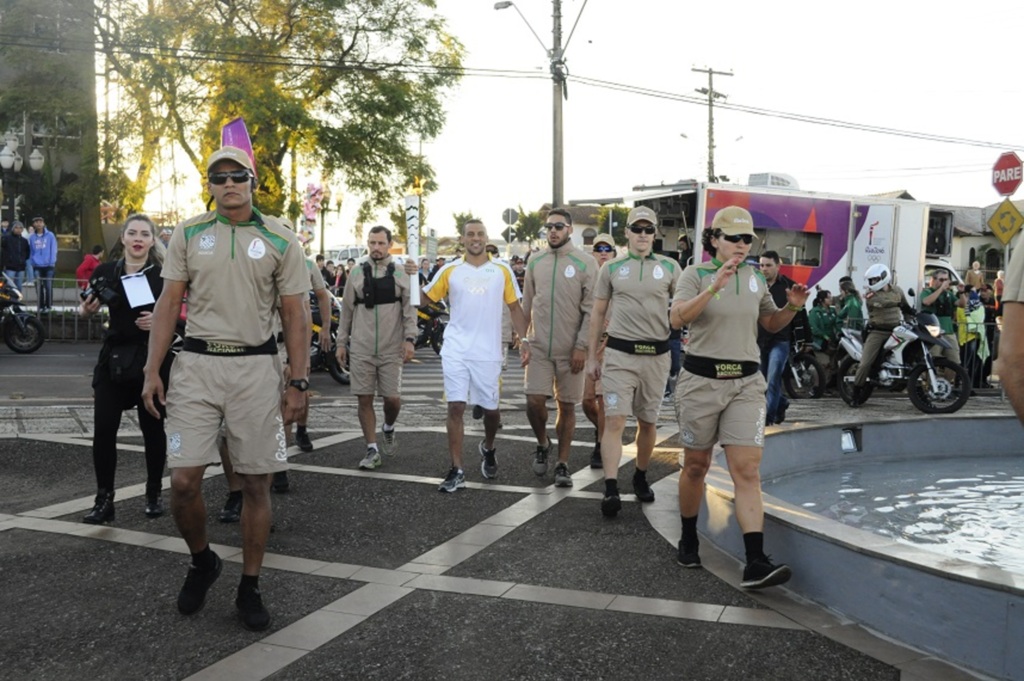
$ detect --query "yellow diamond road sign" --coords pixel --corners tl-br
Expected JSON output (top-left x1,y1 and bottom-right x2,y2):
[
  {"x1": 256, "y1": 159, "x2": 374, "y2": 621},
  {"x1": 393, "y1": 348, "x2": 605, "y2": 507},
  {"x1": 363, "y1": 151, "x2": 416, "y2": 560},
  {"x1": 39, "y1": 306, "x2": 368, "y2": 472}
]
[{"x1": 988, "y1": 198, "x2": 1024, "y2": 245}]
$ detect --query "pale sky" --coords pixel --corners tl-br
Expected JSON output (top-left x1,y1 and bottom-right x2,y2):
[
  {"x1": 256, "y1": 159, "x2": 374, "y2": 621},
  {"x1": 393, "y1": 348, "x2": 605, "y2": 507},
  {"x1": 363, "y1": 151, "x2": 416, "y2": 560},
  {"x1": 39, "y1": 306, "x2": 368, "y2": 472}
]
[
  {"x1": 415, "y1": 0, "x2": 1024, "y2": 239},
  {"x1": 152, "y1": 1, "x2": 1024, "y2": 246}
]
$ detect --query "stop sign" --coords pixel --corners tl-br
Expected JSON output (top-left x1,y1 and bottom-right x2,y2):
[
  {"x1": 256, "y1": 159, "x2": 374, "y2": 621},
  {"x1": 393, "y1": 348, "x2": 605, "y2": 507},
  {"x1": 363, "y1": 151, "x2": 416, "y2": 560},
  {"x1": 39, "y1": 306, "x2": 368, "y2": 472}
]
[{"x1": 992, "y1": 151, "x2": 1023, "y2": 196}]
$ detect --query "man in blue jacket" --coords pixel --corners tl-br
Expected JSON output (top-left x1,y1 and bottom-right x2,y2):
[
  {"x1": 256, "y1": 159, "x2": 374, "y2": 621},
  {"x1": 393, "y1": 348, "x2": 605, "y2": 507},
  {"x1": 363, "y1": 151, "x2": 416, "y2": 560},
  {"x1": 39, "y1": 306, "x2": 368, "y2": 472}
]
[{"x1": 28, "y1": 216, "x2": 57, "y2": 312}]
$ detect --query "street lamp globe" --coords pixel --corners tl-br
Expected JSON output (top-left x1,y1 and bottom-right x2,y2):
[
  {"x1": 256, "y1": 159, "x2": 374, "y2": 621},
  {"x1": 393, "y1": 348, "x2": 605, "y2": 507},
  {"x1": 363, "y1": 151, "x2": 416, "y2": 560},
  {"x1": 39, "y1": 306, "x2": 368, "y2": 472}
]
[
  {"x1": 28, "y1": 149, "x2": 44, "y2": 172},
  {"x1": 0, "y1": 146, "x2": 14, "y2": 170}
]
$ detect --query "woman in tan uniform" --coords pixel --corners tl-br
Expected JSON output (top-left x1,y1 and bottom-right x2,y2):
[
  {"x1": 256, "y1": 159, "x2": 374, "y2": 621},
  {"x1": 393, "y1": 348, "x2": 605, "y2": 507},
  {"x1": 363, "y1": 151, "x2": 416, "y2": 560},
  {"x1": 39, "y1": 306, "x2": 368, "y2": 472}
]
[{"x1": 668, "y1": 206, "x2": 808, "y2": 589}]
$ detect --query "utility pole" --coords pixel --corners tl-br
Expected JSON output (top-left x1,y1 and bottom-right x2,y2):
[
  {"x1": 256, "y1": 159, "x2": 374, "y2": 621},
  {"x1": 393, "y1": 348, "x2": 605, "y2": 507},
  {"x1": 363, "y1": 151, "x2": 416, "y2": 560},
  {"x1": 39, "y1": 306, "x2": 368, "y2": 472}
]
[
  {"x1": 692, "y1": 67, "x2": 732, "y2": 182},
  {"x1": 551, "y1": 0, "x2": 564, "y2": 208}
]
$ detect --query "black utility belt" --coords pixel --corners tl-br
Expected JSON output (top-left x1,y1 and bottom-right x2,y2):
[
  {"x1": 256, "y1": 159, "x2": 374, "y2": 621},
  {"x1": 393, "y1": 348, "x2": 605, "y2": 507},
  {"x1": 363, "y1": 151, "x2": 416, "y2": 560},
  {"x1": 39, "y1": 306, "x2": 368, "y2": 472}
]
[
  {"x1": 605, "y1": 336, "x2": 670, "y2": 356},
  {"x1": 183, "y1": 336, "x2": 278, "y2": 356},
  {"x1": 683, "y1": 355, "x2": 760, "y2": 380}
]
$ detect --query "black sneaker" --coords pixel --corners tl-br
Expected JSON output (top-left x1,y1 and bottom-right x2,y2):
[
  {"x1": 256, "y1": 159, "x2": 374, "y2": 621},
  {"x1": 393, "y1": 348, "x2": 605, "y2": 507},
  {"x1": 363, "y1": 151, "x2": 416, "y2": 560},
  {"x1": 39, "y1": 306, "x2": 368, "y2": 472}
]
[
  {"x1": 677, "y1": 540, "x2": 702, "y2": 569},
  {"x1": 472, "y1": 404, "x2": 484, "y2": 420},
  {"x1": 741, "y1": 555, "x2": 792, "y2": 589},
  {"x1": 218, "y1": 492, "x2": 243, "y2": 523},
  {"x1": 479, "y1": 441, "x2": 498, "y2": 479},
  {"x1": 633, "y1": 472, "x2": 655, "y2": 503},
  {"x1": 177, "y1": 553, "x2": 223, "y2": 615},
  {"x1": 144, "y1": 496, "x2": 164, "y2": 518},
  {"x1": 271, "y1": 471, "x2": 290, "y2": 494},
  {"x1": 236, "y1": 586, "x2": 271, "y2": 631},
  {"x1": 295, "y1": 429, "x2": 314, "y2": 452},
  {"x1": 600, "y1": 492, "x2": 621, "y2": 518},
  {"x1": 589, "y1": 443, "x2": 602, "y2": 469}
]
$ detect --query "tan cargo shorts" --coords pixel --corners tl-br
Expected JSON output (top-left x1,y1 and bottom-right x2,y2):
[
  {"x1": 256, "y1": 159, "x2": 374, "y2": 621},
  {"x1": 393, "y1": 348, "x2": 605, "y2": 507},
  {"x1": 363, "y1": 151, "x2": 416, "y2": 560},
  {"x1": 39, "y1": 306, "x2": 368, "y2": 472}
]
[
  {"x1": 600, "y1": 347, "x2": 670, "y2": 424},
  {"x1": 165, "y1": 352, "x2": 288, "y2": 475},
  {"x1": 674, "y1": 370, "x2": 767, "y2": 453},
  {"x1": 350, "y1": 352, "x2": 403, "y2": 397},
  {"x1": 525, "y1": 354, "x2": 585, "y2": 403}
]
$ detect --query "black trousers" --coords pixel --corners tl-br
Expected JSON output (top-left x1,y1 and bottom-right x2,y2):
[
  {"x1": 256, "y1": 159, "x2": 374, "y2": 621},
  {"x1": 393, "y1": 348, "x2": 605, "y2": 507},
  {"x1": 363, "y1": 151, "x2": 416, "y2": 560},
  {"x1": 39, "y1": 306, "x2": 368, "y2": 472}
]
[{"x1": 91, "y1": 358, "x2": 169, "y2": 497}]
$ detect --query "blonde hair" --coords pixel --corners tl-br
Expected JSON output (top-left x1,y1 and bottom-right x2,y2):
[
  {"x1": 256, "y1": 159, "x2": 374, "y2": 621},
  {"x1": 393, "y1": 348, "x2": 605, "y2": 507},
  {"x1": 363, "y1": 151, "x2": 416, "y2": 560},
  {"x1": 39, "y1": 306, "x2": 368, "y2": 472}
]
[{"x1": 118, "y1": 213, "x2": 164, "y2": 266}]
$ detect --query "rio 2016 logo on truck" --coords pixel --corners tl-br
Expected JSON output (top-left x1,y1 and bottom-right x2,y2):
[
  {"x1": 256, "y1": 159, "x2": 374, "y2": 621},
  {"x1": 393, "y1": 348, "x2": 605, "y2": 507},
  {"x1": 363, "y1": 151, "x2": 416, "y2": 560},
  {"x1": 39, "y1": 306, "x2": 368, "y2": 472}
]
[{"x1": 625, "y1": 179, "x2": 960, "y2": 300}]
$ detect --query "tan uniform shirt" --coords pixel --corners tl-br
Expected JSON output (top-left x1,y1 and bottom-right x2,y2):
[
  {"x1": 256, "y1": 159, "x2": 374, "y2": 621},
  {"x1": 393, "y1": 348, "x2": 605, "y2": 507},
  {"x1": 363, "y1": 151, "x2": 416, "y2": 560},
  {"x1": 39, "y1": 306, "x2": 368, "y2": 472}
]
[
  {"x1": 337, "y1": 255, "x2": 418, "y2": 357},
  {"x1": 594, "y1": 251, "x2": 681, "y2": 342},
  {"x1": 523, "y1": 243, "x2": 597, "y2": 358},
  {"x1": 1004, "y1": 247, "x2": 1024, "y2": 302},
  {"x1": 865, "y1": 285, "x2": 910, "y2": 328},
  {"x1": 674, "y1": 260, "x2": 777, "y2": 363},
  {"x1": 163, "y1": 209, "x2": 308, "y2": 346}
]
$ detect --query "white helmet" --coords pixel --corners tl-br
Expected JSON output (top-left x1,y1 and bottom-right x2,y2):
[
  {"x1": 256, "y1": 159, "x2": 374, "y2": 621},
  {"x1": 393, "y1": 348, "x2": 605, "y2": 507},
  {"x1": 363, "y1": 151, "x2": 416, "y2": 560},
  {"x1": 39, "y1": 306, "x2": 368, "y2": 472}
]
[{"x1": 864, "y1": 263, "x2": 891, "y2": 292}]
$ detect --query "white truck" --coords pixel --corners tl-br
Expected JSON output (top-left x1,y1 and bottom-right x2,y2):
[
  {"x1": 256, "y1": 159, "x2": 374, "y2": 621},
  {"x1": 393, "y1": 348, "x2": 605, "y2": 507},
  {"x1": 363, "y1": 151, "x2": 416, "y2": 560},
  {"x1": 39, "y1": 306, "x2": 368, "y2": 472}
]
[{"x1": 625, "y1": 180, "x2": 960, "y2": 300}]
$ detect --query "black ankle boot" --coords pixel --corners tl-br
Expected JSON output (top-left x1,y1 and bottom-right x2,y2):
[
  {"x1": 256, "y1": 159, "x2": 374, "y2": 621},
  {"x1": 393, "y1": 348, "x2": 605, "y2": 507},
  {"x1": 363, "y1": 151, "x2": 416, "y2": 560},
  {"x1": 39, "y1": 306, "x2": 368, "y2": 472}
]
[{"x1": 83, "y1": 490, "x2": 115, "y2": 524}]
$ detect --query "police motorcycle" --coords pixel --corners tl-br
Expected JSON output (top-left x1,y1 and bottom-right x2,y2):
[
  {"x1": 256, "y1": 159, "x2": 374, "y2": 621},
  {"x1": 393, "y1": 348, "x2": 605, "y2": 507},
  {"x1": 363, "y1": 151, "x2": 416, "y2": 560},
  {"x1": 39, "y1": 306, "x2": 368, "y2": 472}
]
[
  {"x1": 835, "y1": 266, "x2": 969, "y2": 414},
  {"x1": 0, "y1": 272, "x2": 45, "y2": 353},
  {"x1": 414, "y1": 298, "x2": 447, "y2": 354},
  {"x1": 310, "y1": 289, "x2": 349, "y2": 384}
]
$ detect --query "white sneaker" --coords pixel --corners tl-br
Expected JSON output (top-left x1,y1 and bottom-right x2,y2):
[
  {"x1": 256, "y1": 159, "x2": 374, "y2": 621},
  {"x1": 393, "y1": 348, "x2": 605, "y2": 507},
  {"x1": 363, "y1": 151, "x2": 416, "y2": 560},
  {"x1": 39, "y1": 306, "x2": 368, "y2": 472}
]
[
  {"x1": 380, "y1": 426, "x2": 397, "y2": 456},
  {"x1": 358, "y1": 448, "x2": 382, "y2": 470}
]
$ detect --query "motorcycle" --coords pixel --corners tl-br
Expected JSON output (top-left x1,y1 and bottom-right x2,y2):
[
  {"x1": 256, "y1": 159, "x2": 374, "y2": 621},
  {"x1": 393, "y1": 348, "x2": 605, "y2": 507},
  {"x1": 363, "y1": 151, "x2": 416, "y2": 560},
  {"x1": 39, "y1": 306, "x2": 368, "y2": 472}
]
[
  {"x1": 0, "y1": 273, "x2": 45, "y2": 353},
  {"x1": 414, "y1": 298, "x2": 447, "y2": 354},
  {"x1": 783, "y1": 342, "x2": 826, "y2": 399},
  {"x1": 835, "y1": 311, "x2": 970, "y2": 414},
  {"x1": 310, "y1": 289, "x2": 349, "y2": 384}
]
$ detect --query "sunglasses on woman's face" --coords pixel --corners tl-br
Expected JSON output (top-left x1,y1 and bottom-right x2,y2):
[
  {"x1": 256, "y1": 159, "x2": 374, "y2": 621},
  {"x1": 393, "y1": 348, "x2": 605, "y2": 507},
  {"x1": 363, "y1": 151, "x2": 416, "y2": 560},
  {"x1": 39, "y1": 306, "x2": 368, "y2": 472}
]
[
  {"x1": 594, "y1": 245, "x2": 615, "y2": 253},
  {"x1": 718, "y1": 232, "x2": 753, "y2": 245}
]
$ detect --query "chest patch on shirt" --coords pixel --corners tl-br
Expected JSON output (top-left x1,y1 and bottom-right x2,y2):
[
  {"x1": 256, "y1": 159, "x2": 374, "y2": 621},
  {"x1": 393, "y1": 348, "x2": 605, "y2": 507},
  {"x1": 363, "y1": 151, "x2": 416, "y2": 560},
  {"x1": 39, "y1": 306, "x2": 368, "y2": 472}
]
[
  {"x1": 653, "y1": 265, "x2": 664, "y2": 280},
  {"x1": 199, "y1": 234, "x2": 216, "y2": 253},
  {"x1": 618, "y1": 265, "x2": 630, "y2": 278},
  {"x1": 564, "y1": 264, "x2": 576, "y2": 279},
  {"x1": 749, "y1": 274, "x2": 759, "y2": 293},
  {"x1": 248, "y1": 238, "x2": 266, "y2": 260}
]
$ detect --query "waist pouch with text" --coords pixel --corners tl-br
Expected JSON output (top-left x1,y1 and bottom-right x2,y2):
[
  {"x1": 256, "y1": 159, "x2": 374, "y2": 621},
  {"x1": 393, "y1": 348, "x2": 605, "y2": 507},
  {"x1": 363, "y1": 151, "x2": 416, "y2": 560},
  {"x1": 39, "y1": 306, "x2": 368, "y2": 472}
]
[
  {"x1": 683, "y1": 354, "x2": 760, "y2": 380},
  {"x1": 605, "y1": 336, "x2": 670, "y2": 356},
  {"x1": 183, "y1": 336, "x2": 278, "y2": 356}
]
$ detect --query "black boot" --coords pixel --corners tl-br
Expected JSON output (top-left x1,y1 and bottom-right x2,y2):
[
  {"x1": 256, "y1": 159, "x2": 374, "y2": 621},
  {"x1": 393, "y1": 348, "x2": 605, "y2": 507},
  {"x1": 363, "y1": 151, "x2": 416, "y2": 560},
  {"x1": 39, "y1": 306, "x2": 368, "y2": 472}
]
[
  {"x1": 145, "y1": 495, "x2": 164, "y2": 518},
  {"x1": 83, "y1": 490, "x2": 115, "y2": 525}
]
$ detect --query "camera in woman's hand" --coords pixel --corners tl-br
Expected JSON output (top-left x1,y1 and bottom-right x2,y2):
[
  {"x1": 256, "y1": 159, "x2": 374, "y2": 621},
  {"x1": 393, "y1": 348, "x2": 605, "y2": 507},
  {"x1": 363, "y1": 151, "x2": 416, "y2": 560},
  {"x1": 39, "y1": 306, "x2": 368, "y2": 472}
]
[{"x1": 81, "y1": 275, "x2": 121, "y2": 305}]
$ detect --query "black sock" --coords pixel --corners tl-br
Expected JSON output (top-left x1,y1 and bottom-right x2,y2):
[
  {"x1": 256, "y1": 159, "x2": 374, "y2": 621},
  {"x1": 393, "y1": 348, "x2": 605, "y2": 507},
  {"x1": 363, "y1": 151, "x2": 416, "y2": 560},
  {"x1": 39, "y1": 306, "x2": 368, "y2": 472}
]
[
  {"x1": 296, "y1": 425, "x2": 307, "y2": 435},
  {"x1": 239, "y1": 574, "x2": 259, "y2": 592},
  {"x1": 743, "y1": 532, "x2": 765, "y2": 564},
  {"x1": 633, "y1": 468, "x2": 647, "y2": 480},
  {"x1": 227, "y1": 489, "x2": 242, "y2": 502},
  {"x1": 604, "y1": 478, "x2": 619, "y2": 496},
  {"x1": 191, "y1": 545, "x2": 217, "y2": 572},
  {"x1": 680, "y1": 515, "x2": 699, "y2": 547}
]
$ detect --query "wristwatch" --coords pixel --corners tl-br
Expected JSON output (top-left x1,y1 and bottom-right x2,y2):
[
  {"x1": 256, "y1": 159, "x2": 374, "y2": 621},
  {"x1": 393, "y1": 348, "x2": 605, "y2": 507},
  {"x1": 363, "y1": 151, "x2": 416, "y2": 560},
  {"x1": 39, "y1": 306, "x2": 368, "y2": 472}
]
[
  {"x1": 405, "y1": 337, "x2": 416, "y2": 344},
  {"x1": 287, "y1": 378, "x2": 310, "y2": 392}
]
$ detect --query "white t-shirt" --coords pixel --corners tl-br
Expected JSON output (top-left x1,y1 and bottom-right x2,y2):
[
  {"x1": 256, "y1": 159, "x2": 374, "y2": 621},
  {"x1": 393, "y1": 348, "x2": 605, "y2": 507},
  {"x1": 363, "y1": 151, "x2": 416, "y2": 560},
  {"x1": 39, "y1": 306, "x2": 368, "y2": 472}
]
[{"x1": 425, "y1": 257, "x2": 521, "y2": 362}]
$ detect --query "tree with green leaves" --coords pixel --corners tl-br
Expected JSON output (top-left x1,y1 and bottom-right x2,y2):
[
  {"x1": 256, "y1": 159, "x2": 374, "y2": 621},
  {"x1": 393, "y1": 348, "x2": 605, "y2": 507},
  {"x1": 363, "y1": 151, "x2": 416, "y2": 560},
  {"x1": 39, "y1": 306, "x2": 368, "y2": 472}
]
[
  {"x1": 594, "y1": 205, "x2": 631, "y2": 246},
  {"x1": 451, "y1": 210, "x2": 475, "y2": 233},
  {"x1": 514, "y1": 205, "x2": 544, "y2": 244},
  {"x1": 94, "y1": 0, "x2": 463, "y2": 221}
]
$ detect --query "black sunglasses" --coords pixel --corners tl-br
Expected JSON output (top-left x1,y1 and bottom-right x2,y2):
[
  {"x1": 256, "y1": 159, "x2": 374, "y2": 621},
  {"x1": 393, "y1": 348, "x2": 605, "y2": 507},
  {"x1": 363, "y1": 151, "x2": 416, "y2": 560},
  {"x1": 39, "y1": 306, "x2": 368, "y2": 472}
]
[
  {"x1": 718, "y1": 232, "x2": 753, "y2": 244},
  {"x1": 629, "y1": 225, "x2": 656, "y2": 235},
  {"x1": 544, "y1": 222, "x2": 570, "y2": 230},
  {"x1": 594, "y1": 245, "x2": 615, "y2": 253},
  {"x1": 208, "y1": 170, "x2": 252, "y2": 185}
]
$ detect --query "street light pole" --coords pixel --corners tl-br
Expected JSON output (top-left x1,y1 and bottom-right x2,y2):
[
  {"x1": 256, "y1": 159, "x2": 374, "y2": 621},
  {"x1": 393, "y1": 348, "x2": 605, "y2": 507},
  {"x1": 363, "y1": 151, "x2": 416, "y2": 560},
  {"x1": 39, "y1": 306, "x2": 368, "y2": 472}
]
[
  {"x1": 691, "y1": 66, "x2": 732, "y2": 182},
  {"x1": 496, "y1": 0, "x2": 573, "y2": 208}
]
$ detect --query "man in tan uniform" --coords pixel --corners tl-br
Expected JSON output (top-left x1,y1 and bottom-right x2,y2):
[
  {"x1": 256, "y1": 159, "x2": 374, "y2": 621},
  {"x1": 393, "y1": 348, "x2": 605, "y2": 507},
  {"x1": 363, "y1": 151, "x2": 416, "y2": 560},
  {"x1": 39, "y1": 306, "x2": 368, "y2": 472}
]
[
  {"x1": 522, "y1": 208, "x2": 596, "y2": 487},
  {"x1": 997, "y1": 245, "x2": 1024, "y2": 422},
  {"x1": 587, "y1": 206, "x2": 682, "y2": 518},
  {"x1": 142, "y1": 146, "x2": 309, "y2": 632},
  {"x1": 583, "y1": 234, "x2": 616, "y2": 469},
  {"x1": 337, "y1": 226, "x2": 417, "y2": 470}
]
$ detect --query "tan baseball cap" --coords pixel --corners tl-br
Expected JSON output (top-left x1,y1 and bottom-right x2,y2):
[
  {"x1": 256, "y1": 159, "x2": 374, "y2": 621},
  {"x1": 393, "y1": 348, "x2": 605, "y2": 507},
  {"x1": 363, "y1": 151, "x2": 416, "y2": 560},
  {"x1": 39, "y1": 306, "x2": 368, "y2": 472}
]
[
  {"x1": 593, "y1": 234, "x2": 615, "y2": 247},
  {"x1": 206, "y1": 146, "x2": 254, "y2": 172},
  {"x1": 711, "y1": 206, "x2": 756, "y2": 236},
  {"x1": 626, "y1": 205, "x2": 658, "y2": 226}
]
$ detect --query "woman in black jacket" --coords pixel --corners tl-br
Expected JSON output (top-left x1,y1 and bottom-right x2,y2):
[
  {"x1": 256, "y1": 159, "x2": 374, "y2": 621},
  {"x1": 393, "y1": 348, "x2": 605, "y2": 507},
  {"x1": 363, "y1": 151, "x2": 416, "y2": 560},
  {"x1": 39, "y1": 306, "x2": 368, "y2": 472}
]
[{"x1": 79, "y1": 214, "x2": 172, "y2": 523}]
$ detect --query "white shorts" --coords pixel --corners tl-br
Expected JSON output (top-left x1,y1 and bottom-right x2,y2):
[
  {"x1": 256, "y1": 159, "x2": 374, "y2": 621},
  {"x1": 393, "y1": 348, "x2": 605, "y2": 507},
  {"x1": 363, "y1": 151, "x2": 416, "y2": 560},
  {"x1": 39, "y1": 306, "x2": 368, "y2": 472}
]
[{"x1": 442, "y1": 356, "x2": 502, "y2": 410}]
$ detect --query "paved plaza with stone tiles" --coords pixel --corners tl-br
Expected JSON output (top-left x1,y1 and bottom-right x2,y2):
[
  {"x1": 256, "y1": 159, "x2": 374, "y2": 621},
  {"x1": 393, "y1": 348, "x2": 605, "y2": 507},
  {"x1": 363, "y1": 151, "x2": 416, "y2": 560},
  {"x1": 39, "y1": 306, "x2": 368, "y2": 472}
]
[{"x1": 1, "y1": 348, "x2": 1011, "y2": 680}]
